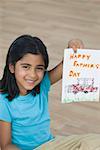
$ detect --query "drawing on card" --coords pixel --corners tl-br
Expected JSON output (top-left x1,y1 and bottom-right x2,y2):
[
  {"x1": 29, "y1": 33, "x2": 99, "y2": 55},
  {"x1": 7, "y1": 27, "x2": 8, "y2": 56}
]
[{"x1": 62, "y1": 48, "x2": 100, "y2": 103}]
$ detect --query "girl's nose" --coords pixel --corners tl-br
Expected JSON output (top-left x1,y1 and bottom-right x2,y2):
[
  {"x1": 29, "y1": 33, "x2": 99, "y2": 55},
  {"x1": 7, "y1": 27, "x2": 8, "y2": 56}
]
[{"x1": 29, "y1": 69, "x2": 38, "y2": 79}]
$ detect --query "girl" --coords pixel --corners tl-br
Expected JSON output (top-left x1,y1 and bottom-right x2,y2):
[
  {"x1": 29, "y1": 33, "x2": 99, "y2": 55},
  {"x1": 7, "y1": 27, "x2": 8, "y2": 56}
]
[{"x1": 0, "y1": 35, "x2": 84, "y2": 150}]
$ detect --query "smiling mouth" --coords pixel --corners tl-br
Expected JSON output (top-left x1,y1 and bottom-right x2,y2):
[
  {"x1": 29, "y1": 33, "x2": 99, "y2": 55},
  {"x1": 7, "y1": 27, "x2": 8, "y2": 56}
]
[{"x1": 26, "y1": 79, "x2": 35, "y2": 85}]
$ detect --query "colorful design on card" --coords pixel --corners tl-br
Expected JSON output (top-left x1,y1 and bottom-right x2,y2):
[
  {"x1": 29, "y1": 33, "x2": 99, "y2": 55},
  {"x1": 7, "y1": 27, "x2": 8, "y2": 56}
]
[{"x1": 62, "y1": 49, "x2": 100, "y2": 103}]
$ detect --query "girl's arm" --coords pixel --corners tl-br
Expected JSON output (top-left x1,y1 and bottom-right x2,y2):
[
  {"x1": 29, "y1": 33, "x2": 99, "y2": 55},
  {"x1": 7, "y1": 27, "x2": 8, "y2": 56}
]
[
  {"x1": 49, "y1": 39, "x2": 84, "y2": 85},
  {"x1": 0, "y1": 121, "x2": 20, "y2": 150},
  {"x1": 48, "y1": 60, "x2": 63, "y2": 85}
]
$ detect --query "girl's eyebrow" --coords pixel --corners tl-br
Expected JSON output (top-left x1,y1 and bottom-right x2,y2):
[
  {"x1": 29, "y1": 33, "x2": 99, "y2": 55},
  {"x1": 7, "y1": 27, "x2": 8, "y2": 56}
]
[
  {"x1": 20, "y1": 63, "x2": 45, "y2": 67},
  {"x1": 21, "y1": 63, "x2": 31, "y2": 66}
]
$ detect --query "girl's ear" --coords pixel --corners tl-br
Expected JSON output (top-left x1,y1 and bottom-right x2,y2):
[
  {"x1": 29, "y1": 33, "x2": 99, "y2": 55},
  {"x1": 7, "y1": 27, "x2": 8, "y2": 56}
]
[{"x1": 9, "y1": 64, "x2": 15, "y2": 73}]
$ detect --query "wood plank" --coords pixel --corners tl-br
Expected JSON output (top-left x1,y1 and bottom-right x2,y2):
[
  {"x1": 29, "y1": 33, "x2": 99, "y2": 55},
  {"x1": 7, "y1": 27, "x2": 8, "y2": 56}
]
[{"x1": 0, "y1": 0, "x2": 100, "y2": 137}]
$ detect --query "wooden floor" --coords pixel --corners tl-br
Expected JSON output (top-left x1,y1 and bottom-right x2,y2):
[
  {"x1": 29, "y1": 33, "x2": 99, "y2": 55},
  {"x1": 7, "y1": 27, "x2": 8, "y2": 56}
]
[{"x1": 0, "y1": 0, "x2": 100, "y2": 137}]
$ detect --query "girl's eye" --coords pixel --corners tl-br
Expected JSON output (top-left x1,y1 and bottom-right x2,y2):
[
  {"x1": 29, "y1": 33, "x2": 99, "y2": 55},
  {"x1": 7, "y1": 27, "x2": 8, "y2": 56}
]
[
  {"x1": 22, "y1": 66, "x2": 30, "y2": 69},
  {"x1": 36, "y1": 67, "x2": 45, "y2": 72}
]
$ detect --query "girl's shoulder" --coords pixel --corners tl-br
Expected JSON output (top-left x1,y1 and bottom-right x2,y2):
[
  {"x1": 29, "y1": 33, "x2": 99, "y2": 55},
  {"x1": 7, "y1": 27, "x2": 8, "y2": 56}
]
[
  {"x1": 0, "y1": 94, "x2": 10, "y2": 109},
  {"x1": 0, "y1": 92, "x2": 8, "y2": 102},
  {"x1": 40, "y1": 72, "x2": 51, "y2": 92}
]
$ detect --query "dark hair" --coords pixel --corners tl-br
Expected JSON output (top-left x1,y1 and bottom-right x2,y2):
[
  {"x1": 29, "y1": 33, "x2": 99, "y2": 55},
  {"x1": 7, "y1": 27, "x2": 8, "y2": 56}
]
[{"x1": 0, "y1": 35, "x2": 49, "y2": 101}]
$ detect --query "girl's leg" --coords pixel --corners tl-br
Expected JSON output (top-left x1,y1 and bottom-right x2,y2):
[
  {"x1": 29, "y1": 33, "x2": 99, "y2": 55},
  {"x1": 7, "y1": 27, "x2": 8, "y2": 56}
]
[{"x1": 36, "y1": 134, "x2": 100, "y2": 150}]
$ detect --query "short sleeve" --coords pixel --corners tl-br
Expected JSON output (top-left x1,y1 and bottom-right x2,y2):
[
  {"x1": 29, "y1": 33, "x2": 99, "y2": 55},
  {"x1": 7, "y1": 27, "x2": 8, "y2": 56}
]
[
  {"x1": 40, "y1": 72, "x2": 51, "y2": 92},
  {"x1": 0, "y1": 95, "x2": 12, "y2": 122}
]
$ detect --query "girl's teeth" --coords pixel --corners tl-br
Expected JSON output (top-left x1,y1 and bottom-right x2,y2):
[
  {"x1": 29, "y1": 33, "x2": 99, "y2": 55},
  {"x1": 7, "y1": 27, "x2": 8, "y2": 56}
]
[{"x1": 27, "y1": 80, "x2": 34, "y2": 83}]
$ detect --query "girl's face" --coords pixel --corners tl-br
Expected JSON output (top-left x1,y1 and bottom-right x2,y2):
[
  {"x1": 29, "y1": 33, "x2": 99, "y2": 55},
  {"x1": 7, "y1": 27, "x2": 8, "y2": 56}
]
[{"x1": 10, "y1": 53, "x2": 45, "y2": 95}]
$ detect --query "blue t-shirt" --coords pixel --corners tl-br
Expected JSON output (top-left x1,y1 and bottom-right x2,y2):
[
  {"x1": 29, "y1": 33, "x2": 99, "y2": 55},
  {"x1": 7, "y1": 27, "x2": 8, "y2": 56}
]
[{"x1": 0, "y1": 72, "x2": 53, "y2": 150}]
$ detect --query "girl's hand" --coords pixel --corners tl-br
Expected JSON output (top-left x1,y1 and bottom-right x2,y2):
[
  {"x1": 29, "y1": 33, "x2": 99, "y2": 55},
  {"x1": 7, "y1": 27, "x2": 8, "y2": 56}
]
[{"x1": 68, "y1": 39, "x2": 84, "y2": 53}]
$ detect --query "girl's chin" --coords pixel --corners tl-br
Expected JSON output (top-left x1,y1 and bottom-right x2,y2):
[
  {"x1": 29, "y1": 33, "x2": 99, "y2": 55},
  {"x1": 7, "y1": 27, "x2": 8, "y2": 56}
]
[{"x1": 20, "y1": 87, "x2": 34, "y2": 95}]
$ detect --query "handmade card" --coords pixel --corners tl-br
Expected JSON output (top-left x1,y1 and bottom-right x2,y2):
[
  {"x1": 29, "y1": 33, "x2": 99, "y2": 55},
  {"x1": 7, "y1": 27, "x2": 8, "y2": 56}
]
[{"x1": 62, "y1": 48, "x2": 100, "y2": 103}]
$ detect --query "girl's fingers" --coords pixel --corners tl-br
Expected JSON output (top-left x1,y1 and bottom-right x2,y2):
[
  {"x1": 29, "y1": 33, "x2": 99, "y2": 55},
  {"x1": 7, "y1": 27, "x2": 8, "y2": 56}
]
[{"x1": 68, "y1": 39, "x2": 84, "y2": 52}]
